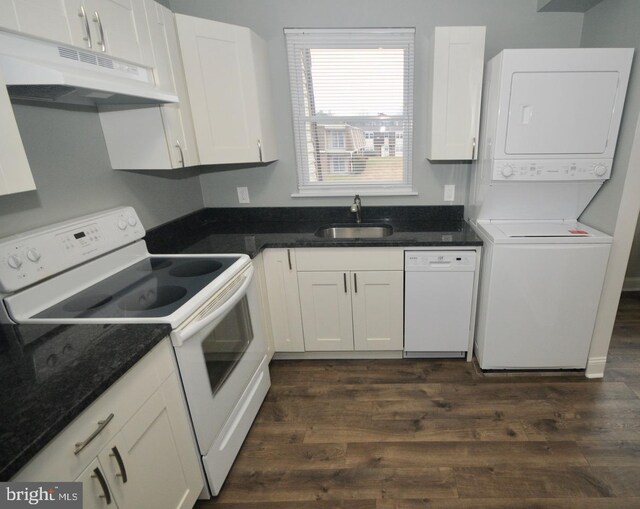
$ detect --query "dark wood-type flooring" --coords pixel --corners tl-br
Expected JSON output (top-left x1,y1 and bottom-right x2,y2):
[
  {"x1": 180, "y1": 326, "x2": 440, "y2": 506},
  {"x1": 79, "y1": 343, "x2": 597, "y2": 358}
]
[{"x1": 196, "y1": 292, "x2": 640, "y2": 509}]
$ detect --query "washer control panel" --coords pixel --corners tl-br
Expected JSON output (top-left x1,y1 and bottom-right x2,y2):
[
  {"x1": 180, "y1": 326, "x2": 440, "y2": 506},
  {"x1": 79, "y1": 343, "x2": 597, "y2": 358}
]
[
  {"x1": 0, "y1": 207, "x2": 145, "y2": 293},
  {"x1": 492, "y1": 159, "x2": 611, "y2": 181}
]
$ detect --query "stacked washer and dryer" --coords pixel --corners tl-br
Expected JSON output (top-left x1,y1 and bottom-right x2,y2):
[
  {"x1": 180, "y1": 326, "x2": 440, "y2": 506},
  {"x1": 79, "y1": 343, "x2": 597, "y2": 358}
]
[{"x1": 469, "y1": 48, "x2": 633, "y2": 370}]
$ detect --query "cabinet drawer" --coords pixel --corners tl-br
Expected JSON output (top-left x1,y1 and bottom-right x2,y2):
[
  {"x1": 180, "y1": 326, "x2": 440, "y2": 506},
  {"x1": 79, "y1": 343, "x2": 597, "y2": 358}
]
[
  {"x1": 14, "y1": 339, "x2": 175, "y2": 482},
  {"x1": 295, "y1": 248, "x2": 403, "y2": 271}
]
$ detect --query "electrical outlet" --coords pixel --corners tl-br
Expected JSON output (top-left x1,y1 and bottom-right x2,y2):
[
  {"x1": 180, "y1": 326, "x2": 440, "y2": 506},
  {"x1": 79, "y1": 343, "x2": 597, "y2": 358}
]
[
  {"x1": 237, "y1": 187, "x2": 250, "y2": 204},
  {"x1": 444, "y1": 185, "x2": 455, "y2": 202}
]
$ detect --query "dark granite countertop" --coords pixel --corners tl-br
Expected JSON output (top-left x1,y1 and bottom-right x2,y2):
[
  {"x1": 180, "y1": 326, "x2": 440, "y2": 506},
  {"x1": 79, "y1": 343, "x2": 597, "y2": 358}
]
[
  {"x1": 145, "y1": 206, "x2": 482, "y2": 256},
  {"x1": 0, "y1": 323, "x2": 171, "y2": 480}
]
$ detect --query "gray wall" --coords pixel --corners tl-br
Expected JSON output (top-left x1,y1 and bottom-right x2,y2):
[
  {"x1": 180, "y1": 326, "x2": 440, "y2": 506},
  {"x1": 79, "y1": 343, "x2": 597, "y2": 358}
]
[
  {"x1": 0, "y1": 104, "x2": 204, "y2": 238},
  {"x1": 168, "y1": 0, "x2": 584, "y2": 208},
  {"x1": 579, "y1": 0, "x2": 640, "y2": 280}
]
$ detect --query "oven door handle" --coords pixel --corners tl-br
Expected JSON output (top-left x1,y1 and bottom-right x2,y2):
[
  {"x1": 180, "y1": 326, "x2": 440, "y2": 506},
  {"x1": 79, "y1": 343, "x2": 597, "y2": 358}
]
[{"x1": 173, "y1": 266, "x2": 254, "y2": 345}]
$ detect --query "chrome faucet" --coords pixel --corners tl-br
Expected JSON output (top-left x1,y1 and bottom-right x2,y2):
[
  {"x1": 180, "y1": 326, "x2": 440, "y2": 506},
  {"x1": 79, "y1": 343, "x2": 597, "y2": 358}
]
[{"x1": 350, "y1": 194, "x2": 362, "y2": 224}]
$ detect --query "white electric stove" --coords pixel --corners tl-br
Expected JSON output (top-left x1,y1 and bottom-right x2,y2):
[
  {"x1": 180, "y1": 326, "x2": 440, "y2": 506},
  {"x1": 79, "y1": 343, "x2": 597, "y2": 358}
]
[{"x1": 0, "y1": 207, "x2": 270, "y2": 497}]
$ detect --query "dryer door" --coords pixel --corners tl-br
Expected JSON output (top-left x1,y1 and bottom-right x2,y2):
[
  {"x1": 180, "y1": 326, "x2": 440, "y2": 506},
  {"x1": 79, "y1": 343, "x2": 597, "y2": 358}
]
[{"x1": 504, "y1": 71, "x2": 619, "y2": 156}]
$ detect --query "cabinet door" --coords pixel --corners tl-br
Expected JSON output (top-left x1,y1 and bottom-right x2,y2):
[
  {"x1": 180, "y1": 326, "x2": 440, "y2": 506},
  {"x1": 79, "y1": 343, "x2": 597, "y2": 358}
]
[
  {"x1": 75, "y1": 458, "x2": 120, "y2": 509},
  {"x1": 98, "y1": 379, "x2": 202, "y2": 509},
  {"x1": 7, "y1": 0, "x2": 80, "y2": 46},
  {"x1": 263, "y1": 249, "x2": 304, "y2": 352},
  {"x1": 84, "y1": 0, "x2": 148, "y2": 64},
  {"x1": 352, "y1": 271, "x2": 404, "y2": 351},
  {"x1": 0, "y1": 68, "x2": 35, "y2": 196},
  {"x1": 175, "y1": 15, "x2": 264, "y2": 164},
  {"x1": 426, "y1": 26, "x2": 485, "y2": 160},
  {"x1": 100, "y1": 2, "x2": 197, "y2": 170},
  {"x1": 298, "y1": 271, "x2": 354, "y2": 351}
]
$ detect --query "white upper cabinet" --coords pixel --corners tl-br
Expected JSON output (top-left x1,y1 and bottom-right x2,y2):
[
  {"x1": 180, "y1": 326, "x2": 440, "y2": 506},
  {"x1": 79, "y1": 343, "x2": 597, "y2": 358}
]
[
  {"x1": 0, "y1": 66, "x2": 35, "y2": 196},
  {"x1": 99, "y1": 1, "x2": 199, "y2": 170},
  {"x1": 426, "y1": 26, "x2": 486, "y2": 160},
  {"x1": 175, "y1": 14, "x2": 277, "y2": 165},
  {"x1": 0, "y1": 0, "x2": 152, "y2": 65},
  {"x1": 1, "y1": 0, "x2": 77, "y2": 43}
]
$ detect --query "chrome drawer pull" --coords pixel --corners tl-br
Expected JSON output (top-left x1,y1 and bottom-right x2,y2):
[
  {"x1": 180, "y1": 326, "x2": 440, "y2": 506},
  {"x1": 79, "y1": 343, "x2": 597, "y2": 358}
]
[
  {"x1": 74, "y1": 413, "x2": 114, "y2": 455},
  {"x1": 79, "y1": 6, "x2": 92, "y2": 48},
  {"x1": 93, "y1": 11, "x2": 106, "y2": 52}
]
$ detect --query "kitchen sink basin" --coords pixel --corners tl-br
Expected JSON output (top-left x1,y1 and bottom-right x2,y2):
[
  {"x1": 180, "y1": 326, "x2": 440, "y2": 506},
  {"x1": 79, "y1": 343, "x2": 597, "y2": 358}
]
[{"x1": 315, "y1": 224, "x2": 393, "y2": 239}]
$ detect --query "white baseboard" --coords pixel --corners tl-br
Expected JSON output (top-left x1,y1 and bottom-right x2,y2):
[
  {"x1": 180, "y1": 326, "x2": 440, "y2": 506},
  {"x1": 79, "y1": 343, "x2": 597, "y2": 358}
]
[
  {"x1": 585, "y1": 356, "x2": 607, "y2": 378},
  {"x1": 623, "y1": 276, "x2": 640, "y2": 292}
]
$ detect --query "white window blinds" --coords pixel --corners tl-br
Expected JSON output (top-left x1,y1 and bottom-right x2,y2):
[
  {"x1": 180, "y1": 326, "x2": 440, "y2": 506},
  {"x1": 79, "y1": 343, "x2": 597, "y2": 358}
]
[{"x1": 285, "y1": 28, "x2": 415, "y2": 195}]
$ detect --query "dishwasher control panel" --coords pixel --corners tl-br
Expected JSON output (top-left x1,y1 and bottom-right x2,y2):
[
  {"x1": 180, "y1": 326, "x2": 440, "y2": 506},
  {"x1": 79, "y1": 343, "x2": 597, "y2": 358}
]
[{"x1": 405, "y1": 251, "x2": 476, "y2": 271}]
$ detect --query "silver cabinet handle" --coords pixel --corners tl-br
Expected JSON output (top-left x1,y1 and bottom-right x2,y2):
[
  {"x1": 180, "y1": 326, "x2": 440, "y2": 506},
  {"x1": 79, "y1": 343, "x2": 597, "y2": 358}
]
[
  {"x1": 353, "y1": 273, "x2": 358, "y2": 293},
  {"x1": 257, "y1": 139, "x2": 263, "y2": 162},
  {"x1": 343, "y1": 273, "x2": 347, "y2": 293},
  {"x1": 287, "y1": 249, "x2": 292, "y2": 270},
  {"x1": 109, "y1": 446, "x2": 128, "y2": 483},
  {"x1": 74, "y1": 413, "x2": 114, "y2": 455},
  {"x1": 472, "y1": 137, "x2": 477, "y2": 159},
  {"x1": 93, "y1": 11, "x2": 106, "y2": 52},
  {"x1": 175, "y1": 140, "x2": 185, "y2": 167},
  {"x1": 91, "y1": 467, "x2": 112, "y2": 505},
  {"x1": 79, "y1": 6, "x2": 92, "y2": 48}
]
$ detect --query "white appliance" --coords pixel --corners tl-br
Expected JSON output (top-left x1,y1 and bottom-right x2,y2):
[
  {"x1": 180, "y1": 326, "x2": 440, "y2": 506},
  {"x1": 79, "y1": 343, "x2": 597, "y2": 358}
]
[
  {"x1": 404, "y1": 250, "x2": 476, "y2": 358},
  {"x1": 0, "y1": 207, "x2": 269, "y2": 497},
  {"x1": 0, "y1": 30, "x2": 178, "y2": 105},
  {"x1": 474, "y1": 220, "x2": 611, "y2": 369},
  {"x1": 469, "y1": 48, "x2": 633, "y2": 370}
]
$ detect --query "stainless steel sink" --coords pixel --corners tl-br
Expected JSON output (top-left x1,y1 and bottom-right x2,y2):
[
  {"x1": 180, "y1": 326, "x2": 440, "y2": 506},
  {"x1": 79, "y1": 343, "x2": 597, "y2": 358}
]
[{"x1": 315, "y1": 224, "x2": 393, "y2": 239}]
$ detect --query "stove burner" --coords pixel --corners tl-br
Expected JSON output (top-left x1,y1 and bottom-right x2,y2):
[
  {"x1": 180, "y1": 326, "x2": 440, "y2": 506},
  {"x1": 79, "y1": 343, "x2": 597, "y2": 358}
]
[
  {"x1": 137, "y1": 259, "x2": 172, "y2": 272},
  {"x1": 63, "y1": 294, "x2": 113, "y2": 312},
  {"x1": 169, "y1": 260, "x2": 223, "y2": 278},
  {"x1": 118, "y1": 286, "x2": 187, "y2": 311}
]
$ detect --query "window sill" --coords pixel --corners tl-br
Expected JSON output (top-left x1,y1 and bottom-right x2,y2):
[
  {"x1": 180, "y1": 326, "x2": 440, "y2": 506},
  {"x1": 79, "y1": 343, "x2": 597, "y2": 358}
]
[{"x1": 291, "y1": 188, "x2": 418, "y2": 198}]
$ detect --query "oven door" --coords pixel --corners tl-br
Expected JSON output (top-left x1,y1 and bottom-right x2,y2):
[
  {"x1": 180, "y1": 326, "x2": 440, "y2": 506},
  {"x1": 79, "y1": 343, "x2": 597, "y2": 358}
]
[{"x1": 170, "y1": 265, "x2": 267, "y2": 454}]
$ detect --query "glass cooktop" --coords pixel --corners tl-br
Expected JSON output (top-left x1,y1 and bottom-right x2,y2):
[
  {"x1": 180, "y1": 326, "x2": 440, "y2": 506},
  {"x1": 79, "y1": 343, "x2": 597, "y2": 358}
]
[{"x1": 34, "y1": 256, "x2": 240, "y2": 319}]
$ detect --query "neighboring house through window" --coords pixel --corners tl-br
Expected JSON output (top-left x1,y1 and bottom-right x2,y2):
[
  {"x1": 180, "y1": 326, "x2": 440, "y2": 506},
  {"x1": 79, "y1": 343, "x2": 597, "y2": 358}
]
[{"x1": 285, "y1": 28, "x2": 415, "y2": 195}]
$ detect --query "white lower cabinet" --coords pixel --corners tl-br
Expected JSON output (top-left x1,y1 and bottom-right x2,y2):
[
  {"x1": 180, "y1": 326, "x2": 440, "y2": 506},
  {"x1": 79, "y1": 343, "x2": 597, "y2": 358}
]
[
  {"x1": 298, "y1": 271, "x2": 355, "y2": 351},
  {"x1": 15, "y1": 340, "x2": 203, "y2": 509},
  {"x1": 298, "y1": 270, "x2": 403, "y2": 352},
  {"x1": 351, "y1": 270, "x2": 404, "y2": 351},
  {"x1": 262, "y1": 249, "x2": 305, "y2": 352},
  {"x1": 262, "y1": 248, "x2": 405, "y2": 353}
]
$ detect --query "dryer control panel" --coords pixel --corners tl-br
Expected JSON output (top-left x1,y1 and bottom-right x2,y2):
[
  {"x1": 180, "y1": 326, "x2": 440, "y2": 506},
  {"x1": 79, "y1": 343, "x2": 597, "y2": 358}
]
[{"x1": 492, "y1": 159, "x2": 611, "y2": 181}]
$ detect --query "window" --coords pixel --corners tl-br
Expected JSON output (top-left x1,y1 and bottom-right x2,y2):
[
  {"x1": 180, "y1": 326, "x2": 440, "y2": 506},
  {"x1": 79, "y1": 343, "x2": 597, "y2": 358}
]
[{"x1": 285, "y1": 28, "x2": 415, "y2": 195}]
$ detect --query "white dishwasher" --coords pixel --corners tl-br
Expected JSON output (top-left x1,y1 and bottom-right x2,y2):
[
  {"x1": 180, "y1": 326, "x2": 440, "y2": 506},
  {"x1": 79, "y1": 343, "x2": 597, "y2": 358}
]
[{"x1": 404, "y1": 251, "x2": 476, "y2": 358}]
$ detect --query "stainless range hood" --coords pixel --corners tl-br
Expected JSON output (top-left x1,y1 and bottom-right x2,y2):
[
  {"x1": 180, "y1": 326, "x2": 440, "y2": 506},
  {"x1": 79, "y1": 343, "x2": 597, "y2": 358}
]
[{"x1": 0, "y1": 30, "x2": 178, "y2": 106}]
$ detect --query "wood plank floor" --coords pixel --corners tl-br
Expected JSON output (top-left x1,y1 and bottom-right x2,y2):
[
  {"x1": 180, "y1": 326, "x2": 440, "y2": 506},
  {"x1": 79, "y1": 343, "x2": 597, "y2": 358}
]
[{"x1": 196, "y1": 291, "x2": 640, "y2": 509}]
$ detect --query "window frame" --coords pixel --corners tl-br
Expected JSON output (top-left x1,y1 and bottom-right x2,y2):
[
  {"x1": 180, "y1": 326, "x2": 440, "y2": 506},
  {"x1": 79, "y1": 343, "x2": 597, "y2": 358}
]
[{"x1": 285, "y1": 28, "x2": 416, "y2": 197}]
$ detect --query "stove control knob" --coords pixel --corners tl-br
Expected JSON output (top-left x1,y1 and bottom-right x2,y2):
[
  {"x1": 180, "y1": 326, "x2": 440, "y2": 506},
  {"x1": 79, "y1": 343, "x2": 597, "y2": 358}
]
[
  {"x1": 7, "y1": 255, "x2": 23, "y2": 269},
  {"x1": 500, "y1": 165, "x2": 514, "y2": 178},
  {"x1": 117, "y1": 218, "x2": 128, "y2": 230},
  {"x1": 594, "y1": 164, "x2": 607, "y2": 177},
  {"x1": 27, "y1": 248, "x2": 41, "y2": 262},
  {"x1": 128, "y1": 216, "x2": 138, "y2": 227}
]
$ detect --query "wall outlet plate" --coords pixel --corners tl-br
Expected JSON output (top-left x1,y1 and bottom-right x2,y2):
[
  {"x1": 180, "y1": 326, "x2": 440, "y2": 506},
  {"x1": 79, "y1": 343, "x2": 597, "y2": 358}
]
[
  {"x1": 237, "y1": 186, "x2": 250, "y2": 204},
  {"x1": 444, "y1": 184, "x2": 455, "y2": 202}
]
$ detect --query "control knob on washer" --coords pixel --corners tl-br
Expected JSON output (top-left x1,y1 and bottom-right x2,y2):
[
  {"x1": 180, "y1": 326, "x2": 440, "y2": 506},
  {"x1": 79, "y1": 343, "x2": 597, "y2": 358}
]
[
  {"x1": 117, "y1": 218, "x2": 128, "y2": 230},
  {"x1": 594, "y1": 164, "x2": 607, "y2": 177},
  {"x1": 27, "y1": 248, "x2": 41, "y2": 262},
  {"x1": 7, "y1": 255, "x2": 23, "y2": 269},
  {"x1": 128, "y1": 216, "x2": 138, "y2": 227},
  {"x1": 500, "y1": 165, "x2": 514, "y2": 178}
]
